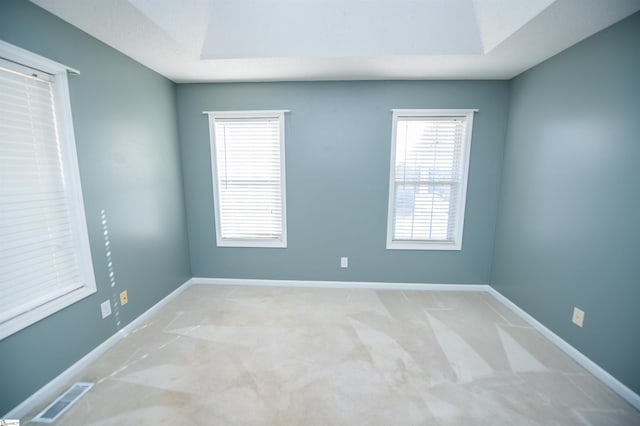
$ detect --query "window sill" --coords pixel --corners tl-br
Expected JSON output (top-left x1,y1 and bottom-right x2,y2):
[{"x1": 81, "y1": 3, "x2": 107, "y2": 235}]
[
  {"x1": 386, "y1": 241, "x2": 462, "y2": 251},
  {"x1": 216, "y1": 238, "x2": 287, "y2": 248},
  {"x1": 0, "y1": 284, "x2": 96, "y2": 340}
]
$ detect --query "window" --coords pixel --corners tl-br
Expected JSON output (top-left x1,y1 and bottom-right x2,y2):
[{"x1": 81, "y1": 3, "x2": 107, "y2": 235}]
[
  {"x1": 386, "y1": 109, "x2": 475, "y2": 250},
  {"x1": 0, "y1": 41, "x2": 96, "y2": 339},
  {"x1": 205, "y1": 110, "x2": 287, "y2": 248}
]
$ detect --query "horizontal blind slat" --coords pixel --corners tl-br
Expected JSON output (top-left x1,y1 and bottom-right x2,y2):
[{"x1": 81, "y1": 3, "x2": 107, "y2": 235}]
[
  {"x1": 392, "y1": 116, "x2": 468, "y2": 243},
  {"x1": 213, "y1": 115, "x2": 284, "y2": 241},
  {"x1": 0, "y1": 63, "x2": 88, "y2": 327}
]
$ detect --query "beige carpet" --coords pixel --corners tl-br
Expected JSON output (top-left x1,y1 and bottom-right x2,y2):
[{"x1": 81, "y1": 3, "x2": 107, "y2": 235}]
[{"x1": 24, "y1": 285, "x2": 639, "y2": 425}]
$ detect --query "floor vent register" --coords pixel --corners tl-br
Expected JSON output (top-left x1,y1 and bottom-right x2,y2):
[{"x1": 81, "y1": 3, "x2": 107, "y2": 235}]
[{"x1": 32, "y1": 382, "x2": 94, "y2": 423}]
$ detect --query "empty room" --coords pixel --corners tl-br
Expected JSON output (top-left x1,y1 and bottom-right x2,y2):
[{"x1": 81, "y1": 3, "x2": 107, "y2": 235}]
[{"x1": 1, "y1": 0, "x2": 639, "y2": 424}]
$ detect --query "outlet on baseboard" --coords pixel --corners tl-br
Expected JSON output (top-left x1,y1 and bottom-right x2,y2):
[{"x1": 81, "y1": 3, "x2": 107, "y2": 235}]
[
  {"x1": 120, "y1": 290, "x2": 128, "y2": 306},
  {"x1": 340, "y1": 257, "x2": 348, "y2": 268},
  {"x1": 572, "y1": 307, "x2": 585, "y2": 327}
]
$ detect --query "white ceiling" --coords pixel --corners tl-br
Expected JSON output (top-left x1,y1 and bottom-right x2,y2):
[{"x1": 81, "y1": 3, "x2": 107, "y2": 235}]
[{"x1": 30, "y1": 0, "x2": 640, "y2": 83}]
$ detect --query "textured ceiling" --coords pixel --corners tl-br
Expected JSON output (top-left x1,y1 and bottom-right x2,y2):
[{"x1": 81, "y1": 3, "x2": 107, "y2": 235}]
[{"x1": 30, "y1": 0, "x2": 640, "y2": 82}]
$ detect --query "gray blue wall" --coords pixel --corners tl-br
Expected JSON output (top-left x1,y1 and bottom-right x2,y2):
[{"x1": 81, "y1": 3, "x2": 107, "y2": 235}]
[
  {"x1": 491, "y1": 12, "x2": 640, "y2": 394},
  {"x1": 3, "y1": 0, "x2": 639, "y2": 415},
  {"x1": 0, "y1": 0, "x2": 191, "y2": 413},
  {"x1": 177, "y1": 81, "x2": 509, "y2": 283}
]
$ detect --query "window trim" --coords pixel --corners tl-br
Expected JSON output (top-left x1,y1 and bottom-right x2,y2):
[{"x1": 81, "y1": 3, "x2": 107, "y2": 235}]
[
  {"x1": 205, "y1": 110, "x2": 288, "y2": 248},
  {"x1": 0, "y1": 41, "x2": 96, "y2": 340},
  {"x1": 386, "y1": 109, "x2": 476, "y2": 251}
]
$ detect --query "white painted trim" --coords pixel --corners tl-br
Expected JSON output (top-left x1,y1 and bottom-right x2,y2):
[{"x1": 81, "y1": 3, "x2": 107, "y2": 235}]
[
  {"x1": 7, "y1": 277, "x2": 638, "y2": 417},
  {"x1": 206, "y1": 110, "x2": 288, "y2": 248},
  {"x1": 385, "y1": 109, "x2": 475, "y2": 251},
  {"x1": 486, "y1": 286, "x2": 640, "y2": 411},
  {"x1": 0, "y1": 40, "x2": 80, "y2": 75},
  {"x1": 194, "y1": 277, "x2": 640, "y2": 409},
  {"x1": 203, "y1": 110, "x2": 290, "y2": 116},
  {"x1": 191, "y1": 277, "x2": 488, "y2": 292},
  {"x1": 3, "y1": 279, "x2": 192, "y2": 420},
  {"x1": 390, "y1": 109, "x2": 479, "y2": 114},
  {"x1": 0, "y1": 41, "x2": 95, "y2": 340}
]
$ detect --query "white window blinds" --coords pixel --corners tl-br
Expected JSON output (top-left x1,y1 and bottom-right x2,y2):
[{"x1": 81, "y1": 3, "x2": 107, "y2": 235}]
[
  {"x1": 0, "y1": 43, "x2": 95, "y2": 339},
  {"x1": 206, "y1": 110, "x2": 287, "y2": 247},
  {"x1": 387, "y1": 110, "x2": 475, "y2": 250}
]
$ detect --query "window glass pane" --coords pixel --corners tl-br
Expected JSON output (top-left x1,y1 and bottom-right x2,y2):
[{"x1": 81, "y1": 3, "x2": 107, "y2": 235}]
[
  {"x1": 0, "y1": 46, "x2": 95, "y2": 339},
  {"x1": 208, "y1": 112, "x2": 287, "y2": 247},
  {"x1": 387, "y1": 110, "x2": 473, "y2": 250}
]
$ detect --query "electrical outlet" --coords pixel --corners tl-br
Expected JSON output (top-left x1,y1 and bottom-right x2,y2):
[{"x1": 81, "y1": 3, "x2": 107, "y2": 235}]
[
  {"x1": 340, "y1": 257, "x2": 348, "y2": 268},
  {"x1": 120, "y1": 290, "x2": 128, "y2": 306},
  {"x1": 100, "y1": 300, "x2": 112, "y2": 319},
  {"x1": 572, "y1": 307, "x2": 585, "y2": 327}
]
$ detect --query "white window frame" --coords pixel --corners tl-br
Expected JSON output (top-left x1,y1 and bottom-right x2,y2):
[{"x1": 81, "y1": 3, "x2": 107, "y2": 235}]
[
  {"x1": 386, "y1": 109, "x2": 476, "y2": 251},
  {"x1": 205, "y1": 110, "x2": 288, "y2": 248},
  {"x1": 0, "y1": 41, "x2": 96, "y2": 340}
]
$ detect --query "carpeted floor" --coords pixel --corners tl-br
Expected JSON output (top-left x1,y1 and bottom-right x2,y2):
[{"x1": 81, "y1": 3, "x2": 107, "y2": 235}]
[{"x1": 23, "y1": 285, "x2": 640, "y2": 425}]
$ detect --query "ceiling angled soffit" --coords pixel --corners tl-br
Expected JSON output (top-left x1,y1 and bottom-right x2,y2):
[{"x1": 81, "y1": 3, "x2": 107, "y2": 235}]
[
  {"x1": 472, "y1": 0, "x2": 557, "y2": 53},
  {"x1": 127, "y1": 0, "x2": 214, "y2": 57},
  {"x1": 28, "y1": 0, "x2": 640, "y2": 81},
  {"x1": 124, "y1": 0, "x2": 558, "y2": 59}
]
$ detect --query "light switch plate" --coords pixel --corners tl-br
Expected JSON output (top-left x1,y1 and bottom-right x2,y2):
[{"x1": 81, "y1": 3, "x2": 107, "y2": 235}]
[
  {"x1": 340, "y1": 257, "x2": 348, "y2": 268},
  {"x1": 100, "y1": 300, "x2": 111, "y2": 319}
]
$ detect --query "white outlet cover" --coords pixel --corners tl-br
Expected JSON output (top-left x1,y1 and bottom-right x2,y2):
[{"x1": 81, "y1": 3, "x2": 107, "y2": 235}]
[
  {"x1": 101, "y1": 300, "x2": 112, "y2": 319},
  {"x1": 341, "y1": 257, "x2": 348, "y2": 268},
  {"x1": 572, "y1": 307, "x2": 584, "y2": 327}
]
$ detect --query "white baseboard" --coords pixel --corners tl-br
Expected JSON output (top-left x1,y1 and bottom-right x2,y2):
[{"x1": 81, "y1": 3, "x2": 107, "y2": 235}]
[
  {"x1": 486, "y1": 286, "x2": 640, "y2": 411},
  {"x1": 196, "y1": 277, "x2": 640, "y2": 410},
  {"x1": 191, "y1": 277, "x2": 489, "y2": 292},
  {"x1": 4, "y1": 278, "x2": 192, "y2": 420},
  {"x1": 7, "y1": 277, "x2": 639, "y2": 417}
]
